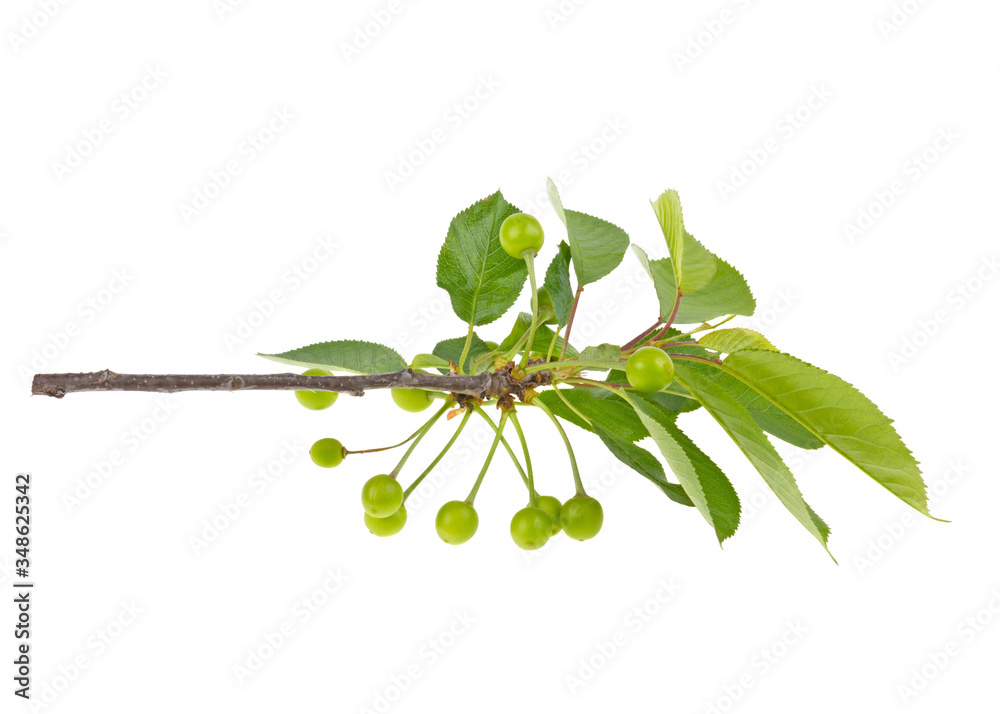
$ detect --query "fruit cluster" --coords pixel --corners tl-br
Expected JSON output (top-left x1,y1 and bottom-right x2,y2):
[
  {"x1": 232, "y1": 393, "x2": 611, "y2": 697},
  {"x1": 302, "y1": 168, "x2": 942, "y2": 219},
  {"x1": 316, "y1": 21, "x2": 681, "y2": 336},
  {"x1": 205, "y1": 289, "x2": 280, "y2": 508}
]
[{"x1": 294, "y1": 212, "x2": 621, "y2": 550}]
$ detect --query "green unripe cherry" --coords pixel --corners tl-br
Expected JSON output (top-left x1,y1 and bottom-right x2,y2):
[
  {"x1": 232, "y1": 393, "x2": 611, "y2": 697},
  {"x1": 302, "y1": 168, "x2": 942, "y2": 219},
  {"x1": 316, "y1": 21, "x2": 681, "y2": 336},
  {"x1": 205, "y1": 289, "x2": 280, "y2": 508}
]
[
  {"x1": 625, "y1": 346, "x2": 675, "y2": 393},
  {"x1": 295, "y1": 368, "x2": 338, "y2": 410},
  {"x1": 310, "y1": 438, "x2": 345, "y2": 468},
  {"x1": 560, "y1": 495, "x2": 604, "y2": 541},
  {"x1": 391, "y1": 387, "x2": 434, "y2": 413},
  {"x1": 361, "y1": 475, "x2": 403, "y2": 518},
  {"x1": 435, "y1": 501, "x2": 479, "y2": 545},
  {"x1": 510, "y1": 506, "x2": 553, "y2": 550},
  {"x1": 365, "y1": 506, "x2": 407, "y2": 537},
  {"x1": 533, "y1": 495, "x2": 563, "y2": 536},
  {"x1": 499, "y1": 212, "x2": 544, "y2": 259}
]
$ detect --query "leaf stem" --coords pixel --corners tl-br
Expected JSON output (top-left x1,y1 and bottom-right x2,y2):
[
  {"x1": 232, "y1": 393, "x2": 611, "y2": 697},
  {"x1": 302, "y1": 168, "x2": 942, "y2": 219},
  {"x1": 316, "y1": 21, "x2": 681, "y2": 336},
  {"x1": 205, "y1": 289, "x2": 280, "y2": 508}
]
[
  {"x1": 621, "y1": 320, "x2": 663, "y2": 351},
  {"x1": 388, "y1": 403, "x2": 449, "y2": 478},
  {"x1": 560, "y1": 286, "x2": 584, "y2": 361},
  {"x1": 465, "y1": 410, "x2": 504, "y2": 504},
  {"x1": 402, "y1": 409, "x2": 472, "y2": 501},
  {"x1": 669, "y1": 353, "x2": 722, "y2": 366},
  {"x1": 648, "y1": 290, "x2": 683, "y2": 343},
  {"x1": 533, "y1": 399, "x2": 584, "y2": 496}
]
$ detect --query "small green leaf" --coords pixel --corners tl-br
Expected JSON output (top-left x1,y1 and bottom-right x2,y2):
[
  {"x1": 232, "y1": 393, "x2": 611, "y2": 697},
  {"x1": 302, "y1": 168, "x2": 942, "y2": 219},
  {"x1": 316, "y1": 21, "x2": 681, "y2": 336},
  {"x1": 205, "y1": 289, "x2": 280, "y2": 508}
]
[
  {"x1": 542, "y1": 241, "x2": 574, "y2": 326},
  {"x1": 497, "y1": 313, "x2": 577, "y2": 360},
  {"x1": 651, "y1": 189, "x2": 686, "y2": 287},
  {"x1": 436, "y1": 190, "x2": 527, "y2": 326},
  {"x1": 259, "y1": 340, "x2": 406, "y2": 374},
  {"x1": 674, "y1": 363, "x2": 833, "y2": 556},
  {"x1": 699, "y1": 328, "x2": 776, "y2": 354},
  {"x1": 719, "y1": 351, "x2": 935, "y2": 518},
  {"x1": 547, "y1": 179, "x2": 629, "y2": 287},
  {"x1": 410, "y1": 353, "x2": 451, "y2": 370},
  {"x1": 577, "y1": 343, "x2": 624, "y2": 371},
  {"x1": 432, "y1": 334, "x2": 491, "y2": 374},
  {"x1": 635, "y1": 239, "x2": 754, "y2": 324},
  {"x1": 594, "y1": 426, "x2": 693, "y2": 507},
  {"x1": 627, "y1": 394, "x2": 741, "y2": 543},
  {"x1": 678, "y1": 233, "x2": 718, "y2": 292}
]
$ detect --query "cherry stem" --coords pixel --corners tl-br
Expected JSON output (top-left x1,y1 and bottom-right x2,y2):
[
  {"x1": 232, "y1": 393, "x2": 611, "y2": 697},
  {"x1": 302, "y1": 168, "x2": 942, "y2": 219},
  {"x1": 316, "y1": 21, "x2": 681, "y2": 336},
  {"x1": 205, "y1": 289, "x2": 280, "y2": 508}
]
[
  {"x1": 507, "y1": 411, "x2": 537, "y2": 505},
  {"x1": 457, "y1": 324, "x2": 476, "y2": 375},
  {"x1": 533, "y1": 399, "x2": 584, "y2": 496},
  {"x1": 560, "y1": 287, "x2": 584, "y2": 361},
  {"x1": 388, "y1": 403, "x2": 448, "y2": 478},
  {"x1": 546, "y1": 323, "x2": 563, "y2": 363},
  {"x1": 466, "y1": 411, "x2": 507, "y2": 504},
  {"x1": 520, "y1": 250, "x2": 540, "y2": 368},
  {"x1": 473, "y1": 407, "x2": 530, "y2": 489},
  {"x1": 551, "y1": 385, "x2": 593, "y2": 427},
  {"x1": 403, "y1": 408, "x2": 472, "y2": 502},
  {"x1": 345, "y1": 423, "x2": 427, "y2": 456}
]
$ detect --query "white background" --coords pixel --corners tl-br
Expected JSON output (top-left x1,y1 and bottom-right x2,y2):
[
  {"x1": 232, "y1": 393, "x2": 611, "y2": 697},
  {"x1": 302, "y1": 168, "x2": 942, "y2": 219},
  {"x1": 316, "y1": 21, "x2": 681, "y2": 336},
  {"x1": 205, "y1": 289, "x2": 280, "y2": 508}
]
[{"x1": 2, "y1": 1, "x2": 999, "y2": 712}]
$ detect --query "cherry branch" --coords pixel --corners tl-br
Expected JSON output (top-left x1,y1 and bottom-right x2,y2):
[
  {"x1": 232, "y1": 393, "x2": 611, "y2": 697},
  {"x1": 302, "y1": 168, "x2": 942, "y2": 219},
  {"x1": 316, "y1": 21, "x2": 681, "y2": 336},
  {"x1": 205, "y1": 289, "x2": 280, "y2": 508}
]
[{"x1": 30, "y1": 369, "x2": 528, "y2": 400}]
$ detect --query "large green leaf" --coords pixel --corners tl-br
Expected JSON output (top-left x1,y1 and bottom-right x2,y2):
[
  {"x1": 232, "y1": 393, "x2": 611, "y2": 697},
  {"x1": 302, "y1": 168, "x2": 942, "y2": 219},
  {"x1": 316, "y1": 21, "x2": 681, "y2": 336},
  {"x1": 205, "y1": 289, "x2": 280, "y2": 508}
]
[
  {"x1": 674, "y1": 363, "x2": 833, "y2": 556},
  {"x1": 542, "y1": 241, "x2": 574, "y2": 326},
  {"x1": 433, "y1": 334, "x2": 491, "y2": 374},
  {"x1": 687, "y1": 364, "x2": 824, "y2": 450},
  {"x1": 436, "y1": 191, "x2": 527, "y2": 326},
  {"x1": 718, "y1": 351, "x2": 934, "y2": 517},
  {"x1": 537, "y1": 388, "x2": 648, "y2": 443},
  {"x1": 627, "y1": 394, "x2": 741, "y2": 543},
  {"x1": 594, "y1": 426, "x2": 693, "y2": 507},
  {"x1": 259, "y1": 340, "x2": 406, "y2": 374},
  {"x1": 547, "y1": 179, "x2": 629, "y2": 286}
]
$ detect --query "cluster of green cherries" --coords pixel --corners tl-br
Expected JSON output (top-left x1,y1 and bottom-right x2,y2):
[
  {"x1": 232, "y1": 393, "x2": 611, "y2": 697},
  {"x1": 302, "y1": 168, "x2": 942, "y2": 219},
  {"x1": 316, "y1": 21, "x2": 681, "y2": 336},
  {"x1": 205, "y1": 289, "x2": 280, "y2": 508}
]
[{"x1": 293, "y1": 211, "x2": 675, "y2": 549}]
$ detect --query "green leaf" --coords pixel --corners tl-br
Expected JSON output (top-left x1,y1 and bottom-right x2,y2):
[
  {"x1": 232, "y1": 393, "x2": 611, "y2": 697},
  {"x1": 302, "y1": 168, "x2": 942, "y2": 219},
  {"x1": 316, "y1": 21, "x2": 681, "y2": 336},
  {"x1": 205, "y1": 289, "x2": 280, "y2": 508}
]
[
  {"x1": 699, "y1": 328, "x2": 776, "y2": 354},
  {"x1": 547, "y1": 179, "x2": 629, "y2": 286},
  {"x1": 537, "y1": 388, "x2": 648, "y2": 443},
  {"x1": 259, "y1": 340, "x2": 406, "y2": 374},
  {"x1": 686, "y1": 363, "x2": 824, "y2": 449},
  {"x1": 497, "y1": 313, "x2": 577, "y2": 360},
  {"x1": 635, "y1": 240, "x2": 755, "y2": 324},
  {"x1": 432, "y1": 334, "x2": 491, "y2": 374},
  {"x1": 410, "y1": 353, "x2": 451, "y2": 371},
  {"x1": 627, "y1": 394, "x2": 741, "y2": 543},
  {"x1": 542, "y1": 242, "x2": 574, "y2": 326},
  {"x1": 673, "y1": 363, "x2": 833, "y2": 556},
  {"x1": 650, "y1": 189, "x2": 686, "y2": 287},
  {"x1": 718, "y1": 351, "x2": 934, "y2": 517},
  {"x1": 436, "y1": 191, "x2": 527, "y2": 326},
  {"x1": 593, "y1": 426, "x2": 693, "y2": 507}
]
